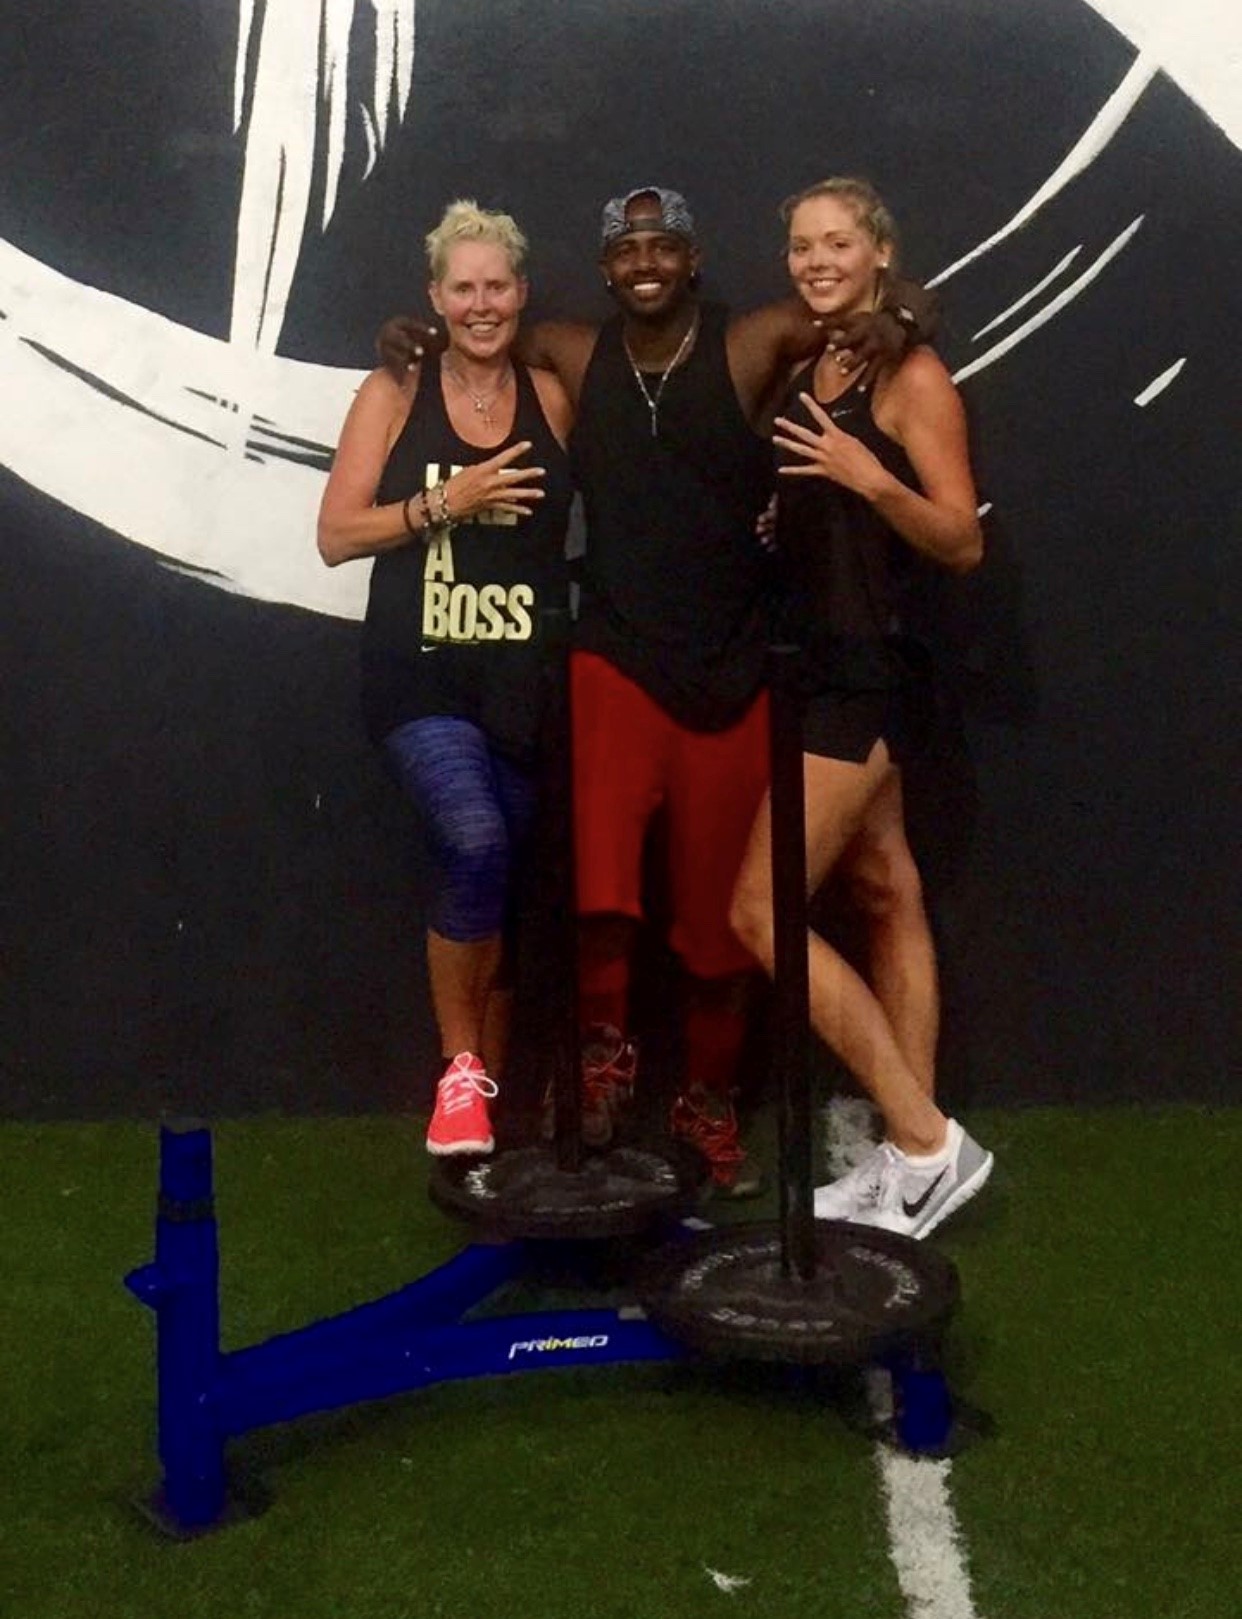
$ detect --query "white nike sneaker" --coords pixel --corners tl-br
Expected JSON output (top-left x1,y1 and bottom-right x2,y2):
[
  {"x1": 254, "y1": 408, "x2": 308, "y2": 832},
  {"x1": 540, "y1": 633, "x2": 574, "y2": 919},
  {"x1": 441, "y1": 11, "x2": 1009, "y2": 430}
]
[
  {"x1": 813, "y1": 1119, "x2": 993, "y2": 1239},
  {"x1": 813, "y1": 1141, "x2": 900, "y2": 1221}
]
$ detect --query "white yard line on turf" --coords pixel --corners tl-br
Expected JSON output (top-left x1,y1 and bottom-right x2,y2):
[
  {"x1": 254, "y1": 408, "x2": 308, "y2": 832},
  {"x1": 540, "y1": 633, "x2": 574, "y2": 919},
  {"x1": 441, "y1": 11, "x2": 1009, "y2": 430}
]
[
  {"x1": 875, "y1": 1451, "x2": 981, "y2": 1619},
  {"x1": 825, "y1": 1097, "x2": 985, "y2": 1619}
]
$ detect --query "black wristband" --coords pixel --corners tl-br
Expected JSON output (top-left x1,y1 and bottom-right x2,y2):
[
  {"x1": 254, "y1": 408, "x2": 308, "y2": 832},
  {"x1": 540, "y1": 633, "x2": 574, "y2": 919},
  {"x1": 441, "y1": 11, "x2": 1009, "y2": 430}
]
[{"x1": 402, "y1": 493, "x2": 426, "y2": 538}]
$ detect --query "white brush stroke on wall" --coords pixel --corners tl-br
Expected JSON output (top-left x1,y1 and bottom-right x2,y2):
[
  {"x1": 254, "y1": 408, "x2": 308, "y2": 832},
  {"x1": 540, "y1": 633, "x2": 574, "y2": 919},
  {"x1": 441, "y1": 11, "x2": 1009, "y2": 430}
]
[
  {"x1": 1090, "y1": 0, "x2": 1242, "y2": 147},
  {"x1": 927, "y1": 54, "x2": 1157, "y2": 289},
  {"x1": 0, "y1": 235, "x2": 368, "y2": 617},
  {"x1": 950, "y1": 217, "x2": 1145, "y2": 385},
  {"x1": 1134, "y1": 357, "x2": 1187, "y2": 405},
  {"x1": 931, "y1": 2, "x2": 1240, "y2": 289},
  {"x1": 0, "y1": 0, "x2": 1237, "y2": 621},
  {"x1": 971, "y1": 248, "x2": 1083, "y2": 342},
  {"x1": 232, "y1": 0, "x2": 415, "y2": 354}
]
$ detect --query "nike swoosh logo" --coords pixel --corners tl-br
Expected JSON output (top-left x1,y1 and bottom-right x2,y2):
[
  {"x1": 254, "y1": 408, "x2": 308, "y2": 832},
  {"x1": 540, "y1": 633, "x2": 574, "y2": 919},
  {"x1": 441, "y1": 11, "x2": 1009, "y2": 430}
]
[{"x1": 902, "y1": 1169, "x2": 948, "y2": 1218}]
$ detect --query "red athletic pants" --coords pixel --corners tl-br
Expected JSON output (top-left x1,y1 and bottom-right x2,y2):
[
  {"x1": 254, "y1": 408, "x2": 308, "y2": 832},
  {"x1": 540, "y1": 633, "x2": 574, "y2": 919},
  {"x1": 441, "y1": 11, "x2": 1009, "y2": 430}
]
[{"x1": 571, "y1": 650, "x2": 769, "y2": 980}]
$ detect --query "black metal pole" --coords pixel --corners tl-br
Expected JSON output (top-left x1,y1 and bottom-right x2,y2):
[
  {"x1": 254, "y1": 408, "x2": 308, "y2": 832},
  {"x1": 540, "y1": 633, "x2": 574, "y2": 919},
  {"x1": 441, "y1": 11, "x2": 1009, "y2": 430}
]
[
  {"x1": 767, "y1": 645, "x2": 816, "y2": 1283},
  {"x1": 543, "y1": 606, "x2": 583, "y2": 1174}
]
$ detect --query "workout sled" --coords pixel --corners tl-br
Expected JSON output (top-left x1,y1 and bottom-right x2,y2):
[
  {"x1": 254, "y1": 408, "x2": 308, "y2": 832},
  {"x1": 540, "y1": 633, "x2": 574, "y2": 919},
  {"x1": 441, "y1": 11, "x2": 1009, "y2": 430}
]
[
  {"x1": 124, "y1": 647, "x2": 972, "y2": 1536},
  {"x1": 125, "y1": 1119, "x2": 961, "y2": 1537}
]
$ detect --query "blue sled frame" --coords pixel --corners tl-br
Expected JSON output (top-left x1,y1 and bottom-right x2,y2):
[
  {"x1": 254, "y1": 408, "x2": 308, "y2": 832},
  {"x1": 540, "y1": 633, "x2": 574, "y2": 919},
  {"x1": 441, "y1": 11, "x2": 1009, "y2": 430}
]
[{"x1": 126, "y1": 1119, "x2": 958, "y2": 1536}]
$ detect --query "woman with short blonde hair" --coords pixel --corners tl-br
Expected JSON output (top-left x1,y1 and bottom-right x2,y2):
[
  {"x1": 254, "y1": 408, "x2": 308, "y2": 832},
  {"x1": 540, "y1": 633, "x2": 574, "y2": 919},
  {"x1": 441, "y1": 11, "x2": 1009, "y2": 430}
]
[{"x1": 318, "y1": 199, "x2": 574, "y2": 1158}]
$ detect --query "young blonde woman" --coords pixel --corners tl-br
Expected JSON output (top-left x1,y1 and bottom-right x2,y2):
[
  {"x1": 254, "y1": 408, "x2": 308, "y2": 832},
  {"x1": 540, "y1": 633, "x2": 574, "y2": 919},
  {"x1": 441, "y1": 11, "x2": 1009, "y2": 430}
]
[
  {"x1": 730, "y1": 178, "x2": 993, "y2": 1238},
  {"x1": 318, "y1": 201, "x2": 573, "y2": 1156}
]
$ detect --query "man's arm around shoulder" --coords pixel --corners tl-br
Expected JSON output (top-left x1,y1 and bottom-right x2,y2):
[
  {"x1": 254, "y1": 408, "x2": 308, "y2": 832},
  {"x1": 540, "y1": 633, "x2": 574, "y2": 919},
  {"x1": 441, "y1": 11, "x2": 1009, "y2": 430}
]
[{"x1": 514, "y1": 320, "x2": 599, "y2": 409}]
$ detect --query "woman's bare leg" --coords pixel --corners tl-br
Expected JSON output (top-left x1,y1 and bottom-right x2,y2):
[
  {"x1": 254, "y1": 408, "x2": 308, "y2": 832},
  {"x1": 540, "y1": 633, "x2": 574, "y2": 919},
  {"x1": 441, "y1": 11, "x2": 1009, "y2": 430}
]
[
  {"x1": 838, "y1": 769, "x2": 938, "y2": 1096},
  {"x1": 730, "y1": 742, "x2": 946, "y2": 1155},
  {"x1": 426, "y1": 929, "x2": 503, "y2": 1058},
  {"x1": 480, "y1": 984, "x2": 513, "y2": 1079}
]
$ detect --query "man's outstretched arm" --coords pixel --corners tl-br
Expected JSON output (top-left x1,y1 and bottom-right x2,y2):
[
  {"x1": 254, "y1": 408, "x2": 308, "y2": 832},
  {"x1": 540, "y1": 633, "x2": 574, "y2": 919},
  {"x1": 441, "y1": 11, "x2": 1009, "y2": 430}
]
[
  {"x1": 375, "y1": 314, "x2": 599, "y2": 405},
  {"x1": 726, "y1": 276, "x2": 940, "y2": 423}
]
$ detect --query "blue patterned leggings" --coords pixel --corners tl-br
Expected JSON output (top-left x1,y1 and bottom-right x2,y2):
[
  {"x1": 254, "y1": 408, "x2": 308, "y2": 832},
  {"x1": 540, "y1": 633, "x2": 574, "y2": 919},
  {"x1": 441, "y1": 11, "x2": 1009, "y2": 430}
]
[{"x1": 382, "y1": 716, "x2": 538, "y2": 943}]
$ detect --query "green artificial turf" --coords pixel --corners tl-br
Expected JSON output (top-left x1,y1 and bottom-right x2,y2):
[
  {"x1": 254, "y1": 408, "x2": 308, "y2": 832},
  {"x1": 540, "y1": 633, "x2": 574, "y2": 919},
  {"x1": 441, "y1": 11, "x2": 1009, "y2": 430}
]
[
  {"x1": 943, "y1": 1108, "x2": 1242, "y2": 1619},
  {"x1": 2, "y1": 1108, "x2": 1239, "y2": 1618}
]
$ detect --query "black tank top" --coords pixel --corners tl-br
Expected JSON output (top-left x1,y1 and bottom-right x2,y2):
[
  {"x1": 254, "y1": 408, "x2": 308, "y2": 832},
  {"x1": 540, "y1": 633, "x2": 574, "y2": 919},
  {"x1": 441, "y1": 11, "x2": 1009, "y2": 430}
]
[
  {"x1": 361, "y1": 356, "x2": 572, "y2": 762},
  {"x1": 569, "y1": 303, "x2": 772, "y2": 731},
  {"x1": 772, "y1": 366, "x2": 920, "y2": 693}
]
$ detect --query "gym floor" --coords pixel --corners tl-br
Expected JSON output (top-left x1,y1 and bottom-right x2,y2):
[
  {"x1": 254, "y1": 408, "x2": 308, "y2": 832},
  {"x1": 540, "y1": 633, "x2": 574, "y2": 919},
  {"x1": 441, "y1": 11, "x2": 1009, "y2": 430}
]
[{"x1": 5, "y1": 1103, "x2": 1237, "y2": 1619}]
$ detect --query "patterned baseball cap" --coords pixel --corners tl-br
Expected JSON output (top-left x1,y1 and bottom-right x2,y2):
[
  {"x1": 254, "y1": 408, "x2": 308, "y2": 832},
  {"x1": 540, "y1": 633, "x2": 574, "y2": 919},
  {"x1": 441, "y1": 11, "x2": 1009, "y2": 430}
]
[{"x1": 599, "y1": 186, "x2": 697, "y2": 250}]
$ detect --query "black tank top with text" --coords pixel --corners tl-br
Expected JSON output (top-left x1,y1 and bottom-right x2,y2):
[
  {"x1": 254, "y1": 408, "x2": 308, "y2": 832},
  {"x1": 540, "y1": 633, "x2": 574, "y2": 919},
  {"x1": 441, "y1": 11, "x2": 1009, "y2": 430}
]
[
  {"x1": 362, "y1": 356, "x2": 572, "y2": 762},
  {"x1": 569, "y1": 303, "x2": 773, "y2": 731},
  {"x1": 772, "y1": 366, "x2": 922, "y2": 694}
]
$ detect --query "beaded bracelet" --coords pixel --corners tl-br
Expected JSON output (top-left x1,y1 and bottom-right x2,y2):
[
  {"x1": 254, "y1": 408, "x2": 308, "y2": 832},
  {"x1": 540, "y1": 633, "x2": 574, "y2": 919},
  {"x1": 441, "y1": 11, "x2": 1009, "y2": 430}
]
[{"x1": 429, "y1": 480, "x2": 454, "y2": 530}]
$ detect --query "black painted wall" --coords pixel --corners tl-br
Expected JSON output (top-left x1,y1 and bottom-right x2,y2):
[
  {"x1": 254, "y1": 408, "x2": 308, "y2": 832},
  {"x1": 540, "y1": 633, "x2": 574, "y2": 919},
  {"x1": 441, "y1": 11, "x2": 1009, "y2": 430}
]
[{"x1": 2, "y1": 1, "x2": 1239, "y2": 1114}]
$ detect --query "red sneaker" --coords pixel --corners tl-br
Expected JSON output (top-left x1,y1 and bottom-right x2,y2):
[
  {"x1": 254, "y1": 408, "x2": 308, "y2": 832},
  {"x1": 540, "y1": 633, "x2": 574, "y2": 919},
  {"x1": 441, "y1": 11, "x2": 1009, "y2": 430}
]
[
  {"x1": 426, "y1": 1053, "x2": 498, "y2": 1156},
  {"x1": 670, "y1": 1089, "x2": 763, "y2": 1198},
  {"x1": 539, "y1": 1025, "x2": 637, "y2": 1147},
  {"x1": 581, "y1": 1025, "x2": 638, "y2": 1146}
]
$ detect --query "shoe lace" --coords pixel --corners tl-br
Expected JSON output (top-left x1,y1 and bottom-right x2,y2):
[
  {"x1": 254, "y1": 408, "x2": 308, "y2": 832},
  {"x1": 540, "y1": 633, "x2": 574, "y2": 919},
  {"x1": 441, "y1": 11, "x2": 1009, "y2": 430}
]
[
  {"x1": 840, "y1": 1145, "x2": 899, "y2": 1209},
  {"x1": 674, "y1": 1095, "x2": 744, "y2": 1168},
  {"x1": 439, "y1": 1055, "x2": 498, "y2": 1114},
  {"x1": 870, "y1": 1149, "x2": 908, "y2": 1211},
  {"x1": 581, "y1": 1032, "x2": 636, "y2": 1106}
]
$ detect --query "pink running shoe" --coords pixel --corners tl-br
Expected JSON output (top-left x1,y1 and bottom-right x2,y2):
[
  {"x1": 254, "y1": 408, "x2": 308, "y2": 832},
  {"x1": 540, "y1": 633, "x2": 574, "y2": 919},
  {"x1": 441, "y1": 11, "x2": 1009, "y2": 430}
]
[{"x1": 426, "y1": 1052, "x2": 498, "y2": 1156}]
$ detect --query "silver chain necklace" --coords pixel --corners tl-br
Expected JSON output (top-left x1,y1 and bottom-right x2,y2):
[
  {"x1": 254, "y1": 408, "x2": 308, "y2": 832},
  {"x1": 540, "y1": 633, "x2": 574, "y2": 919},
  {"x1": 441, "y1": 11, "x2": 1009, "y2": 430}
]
[
  {"x1": 444, "y1": 359, "x2": 513, "y2": 429},
  {"x1": 623, "y1": 311, "x2": 699, "y2": 437}
]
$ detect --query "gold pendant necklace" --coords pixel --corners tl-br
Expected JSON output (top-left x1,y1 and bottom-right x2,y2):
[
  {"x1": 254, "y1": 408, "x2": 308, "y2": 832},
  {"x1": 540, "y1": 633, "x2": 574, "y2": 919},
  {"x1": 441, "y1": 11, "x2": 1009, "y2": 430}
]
[{"x1": 623, "y1": 312, "x2": 699, "y2": 437}]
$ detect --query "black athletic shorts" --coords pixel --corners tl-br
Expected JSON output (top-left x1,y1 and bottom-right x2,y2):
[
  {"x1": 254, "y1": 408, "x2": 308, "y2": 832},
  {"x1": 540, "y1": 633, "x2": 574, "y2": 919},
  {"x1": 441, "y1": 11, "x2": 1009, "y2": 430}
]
[
  {"x1": 801, "y1": 686, "x2": 901, "y2": 764},
  {"x1": 801, "y1": 666, "x2": 935, "y2": 767}
]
